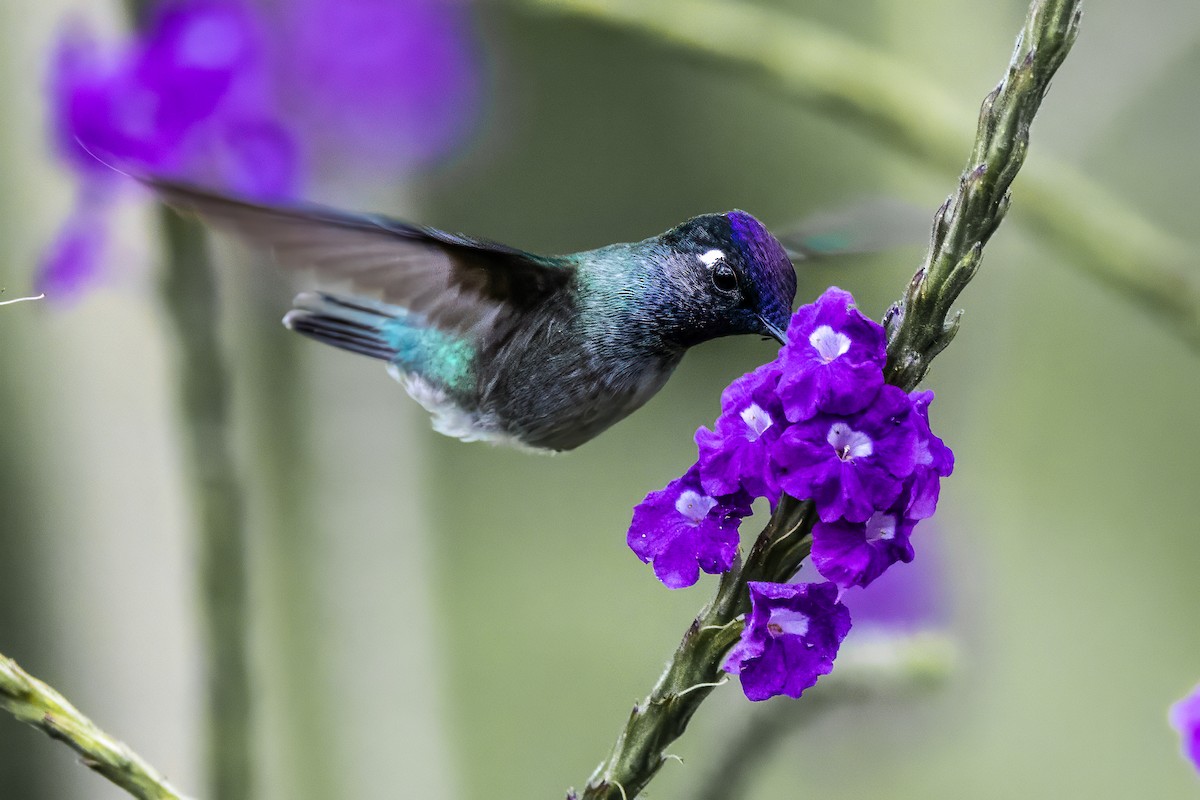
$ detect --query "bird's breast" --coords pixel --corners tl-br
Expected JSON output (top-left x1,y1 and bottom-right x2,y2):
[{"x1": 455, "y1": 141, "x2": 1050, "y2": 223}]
[{"x1": 474, "y1": 311, "x2": 684, "y2": 451}]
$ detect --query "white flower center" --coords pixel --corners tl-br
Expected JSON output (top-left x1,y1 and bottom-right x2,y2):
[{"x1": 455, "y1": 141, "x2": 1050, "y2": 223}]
[
  {"x1": 809, "y1": 325, "x2": 852, "y2": 363},
  {"x1": 865, "y1": 512, "x2": 897, "y2": 543},
  {"x1": 827, "y1": 422, "x2": 873, "y2": 461},
  {"x1": 675, "y1": 490, "x2": 717, "y2": 524},
  {"x1": 914, "y1": 438, "x2": 933, "y2": 467},
  {"x1": 739, "y1": 403, "x2": 773, "y2": 441},
  {"x1": 766, "y1": 607, "x2": 810, "y2": 638}
]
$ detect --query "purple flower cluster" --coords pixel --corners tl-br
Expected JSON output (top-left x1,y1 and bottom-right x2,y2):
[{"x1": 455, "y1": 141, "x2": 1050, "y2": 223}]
[
  {"x1": 39, "y1": 0, "x2": 482, "y2": 299},
  {"x1": 625, "y1": 287, "x2": 954, "y2": 700}
]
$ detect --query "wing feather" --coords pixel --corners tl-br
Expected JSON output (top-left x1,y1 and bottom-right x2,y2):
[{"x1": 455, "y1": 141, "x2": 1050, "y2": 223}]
[{"x1": 147, "y1": 177, "x2": 574, "y2": 338}]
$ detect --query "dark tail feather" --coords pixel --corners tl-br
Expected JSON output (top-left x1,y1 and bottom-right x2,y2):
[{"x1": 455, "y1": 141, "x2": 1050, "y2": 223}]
[{"x1": 283, "y1": 292, "x2": 402, "y2": 361}]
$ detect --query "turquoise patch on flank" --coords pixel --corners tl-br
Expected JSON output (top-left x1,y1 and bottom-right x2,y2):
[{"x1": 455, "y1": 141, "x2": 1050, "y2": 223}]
[{"x1": 384, "y1": 321, "x2": 475, "y2": 392}]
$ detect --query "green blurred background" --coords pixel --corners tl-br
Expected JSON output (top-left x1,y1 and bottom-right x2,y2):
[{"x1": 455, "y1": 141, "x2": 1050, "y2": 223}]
[{"x1": 1, "y1": 0, "x2": 1199, "y2": 798}]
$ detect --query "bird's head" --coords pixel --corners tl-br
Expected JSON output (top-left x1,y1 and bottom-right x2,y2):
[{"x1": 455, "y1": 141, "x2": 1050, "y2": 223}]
[{"x1": 656, "y1": 210, "x2": 797, "y2": 345}]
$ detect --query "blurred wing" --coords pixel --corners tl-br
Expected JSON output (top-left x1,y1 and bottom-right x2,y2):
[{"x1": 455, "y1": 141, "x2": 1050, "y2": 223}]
[
  {"x1": 780, "y1": 196, "x2": 929, "y2": 262},
  {"x1": 147, "y1": 177, "x2": 574, "y2": 337}
]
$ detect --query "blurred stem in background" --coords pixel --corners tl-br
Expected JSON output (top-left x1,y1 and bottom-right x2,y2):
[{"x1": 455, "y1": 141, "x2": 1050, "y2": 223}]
[
  {"x1": 694, "y1": 632, "x2": 956, "y2": 800},
  {"x1": 234, "y1": 272, "x2": 338, "y2": 800},
  {"x1": 0, "y1": 324, "x2": 58, "y2": 799},
  {"x1": 110, "y1": 0, "x2": 257, "y2": 791},
  {"x1": 524, "y1": 0, "x2": 1200, "y2": 350},
  {"x1": 157, "y1": 208, "x2": 253, "y2": 800}
]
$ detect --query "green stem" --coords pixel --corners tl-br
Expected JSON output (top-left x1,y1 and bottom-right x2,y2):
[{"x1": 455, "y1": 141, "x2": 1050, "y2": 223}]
[
  {"x1": 884, "y1": 0, "x2": 1081, "y2": 385},
  {"x1": 582, "y1": 500, "x2": 813, "y2": 800},
  {"x1": 0, "y1": 652, "x2": 192, "y2": 800},
  {"x1": 0, "y1": 307, "x2": 57, "y2": 798},
  {"x1": 524, "y1": 0, "x2": 1200, "y2": 349},
  {"x1": 159, "y1": 209, "x2": 253, "y2": 800},
  {"x1": 579, "y1": 1, "x2": 1081, "y2": 797}
]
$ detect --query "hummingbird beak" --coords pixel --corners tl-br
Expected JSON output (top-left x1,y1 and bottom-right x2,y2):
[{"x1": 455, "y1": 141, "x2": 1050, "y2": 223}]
[{"x1": 759, "y1": 316, "x2": 787, "y2": 345}]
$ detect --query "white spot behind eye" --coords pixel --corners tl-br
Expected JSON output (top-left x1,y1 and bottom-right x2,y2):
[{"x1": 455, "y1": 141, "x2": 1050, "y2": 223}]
[{"x1": 699, "y1": 249, "x2": 725, "y2": 267}]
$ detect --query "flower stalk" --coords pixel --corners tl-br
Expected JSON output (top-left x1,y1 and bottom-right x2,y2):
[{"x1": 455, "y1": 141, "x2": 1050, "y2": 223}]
[
  {"x1": 580, "y1": 1, "x2": 1081, "y2": 797},
  {"x1": 884, "y1": 0, "x2": 1082, "y2": 387},
  {"x1": 0, "y1": 651, "x2": 192, "y2": 800}
]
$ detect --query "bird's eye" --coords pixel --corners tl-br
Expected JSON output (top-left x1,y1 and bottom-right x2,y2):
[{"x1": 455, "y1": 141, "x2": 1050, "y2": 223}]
[{"x1": 711, "y1": 263, "x2": 739, "y2": 294}]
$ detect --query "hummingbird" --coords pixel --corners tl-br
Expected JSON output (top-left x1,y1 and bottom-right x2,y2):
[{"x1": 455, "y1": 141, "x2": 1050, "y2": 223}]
[{"x1": 150, "y1": 180, "x2": 797, "y2": 451}]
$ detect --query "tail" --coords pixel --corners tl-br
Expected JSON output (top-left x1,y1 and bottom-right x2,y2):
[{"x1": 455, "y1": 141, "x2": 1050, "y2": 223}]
[{"x1": 283, "y1": 292, "x2": 402, "y2": 361}]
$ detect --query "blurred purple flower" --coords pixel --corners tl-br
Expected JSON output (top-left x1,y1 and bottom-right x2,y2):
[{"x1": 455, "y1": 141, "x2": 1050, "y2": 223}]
[
  {"x1": 38, "y1": 189, "x2": 112, "y2": 298},
  {"x1": 271, "y1": 0, "x2": 483, "y2": 173},
  {"x1": 40, "y1": 0, "x2": 483, "y2": 299},
  {"x1": 1170, "y1": 684, "x2": 1200, "y2": 774},
  {"x1": 723, "y1": 581, "x2": 851, "y2": 701},
  {"x1": 627, "y1": 466, "x2": 751, "y2": 590},
  {"x1": 838, "y1": 526, "x2": 949, "y2": 633},
  {"x1": 52, "y1": 2, "x2": 296, "y2": 189},
  {"x1": 41, "y1": 0, "x2": 297, "y2": 298}
]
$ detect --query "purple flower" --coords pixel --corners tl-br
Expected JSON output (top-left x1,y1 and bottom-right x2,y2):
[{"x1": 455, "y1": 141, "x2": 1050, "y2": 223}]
[
  {"x1": 41, "y1": 1, "x2": 298, "y2": 298},
  {"x1": 776, "y1": 286, "x2": 885, "y2": 422},
  {"x1": 627, "y1": 468, "x2": 751, "y2": 589},
  {"x1": 905, "y1": 390, "x2": 955, "y2": 520},
  {"x1": 1170, "y1": 683, "x2": 1200, "y2": 773},
  {"x1": 839, "y1": 524, "x2": 949, "y2": 632},
  {"x1": 40, "y1": 0, "x2": 484, "y2": 299},
  {"x1": 773, "y1": 384, "x2": 919, "y2": 523},
  {"x1": 52, "y1": 3, "x2": 289, "y2": 184},
  {"x1": 36, "y1": 193, "x2": 111, "y2": 299},
  {"x1": 695, "y1": 362, "x2": 784, "y2": 504},
  {"x1": 271, "y1": 0, "x2": 483, "y2": 174},
  {"x1": 810, "y1": 506, "x2": 916, "y2": 589},
  {"x1": 723, "y1": 581, "x2": 852, "y2": 701},
  {"x1": 807, "y1": 391, "x2": 951, "y2": 589}
]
